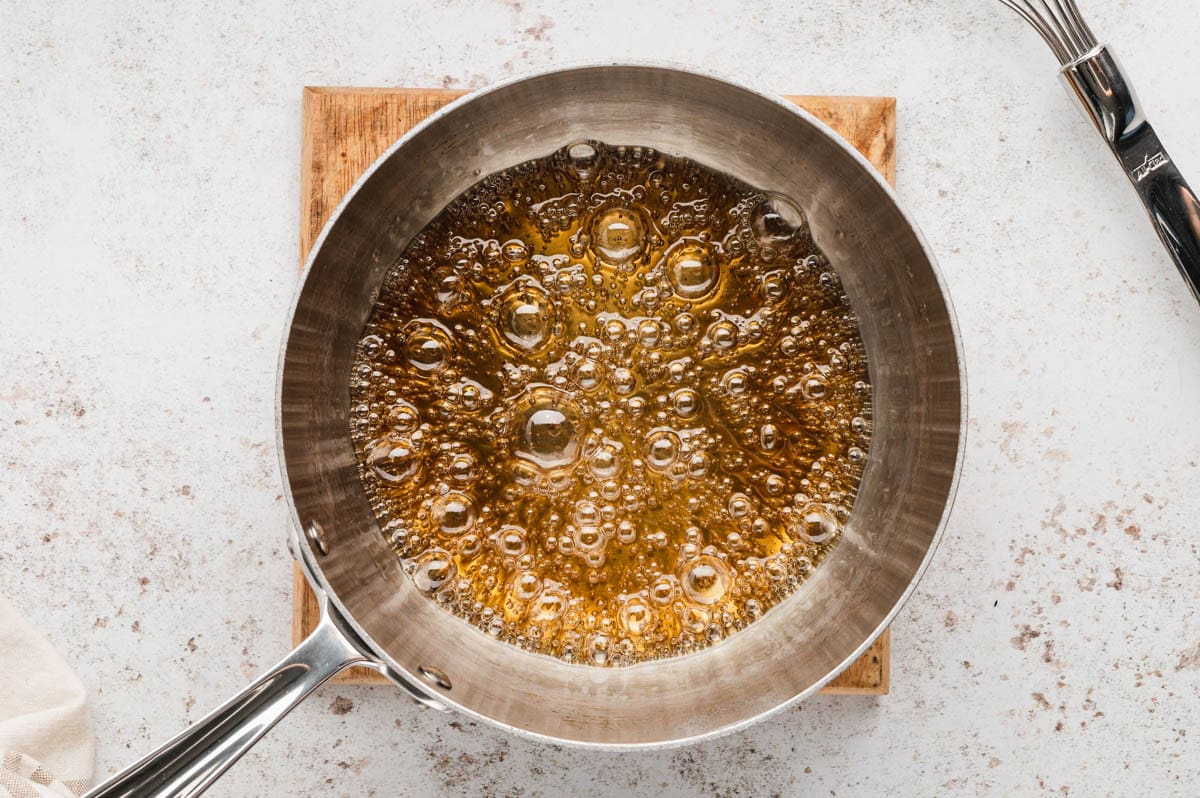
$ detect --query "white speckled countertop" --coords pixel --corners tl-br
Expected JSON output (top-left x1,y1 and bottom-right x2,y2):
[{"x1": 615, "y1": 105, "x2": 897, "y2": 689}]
[{"x1": 3, "y1": 1, "x2": 1200, "y2": 795}]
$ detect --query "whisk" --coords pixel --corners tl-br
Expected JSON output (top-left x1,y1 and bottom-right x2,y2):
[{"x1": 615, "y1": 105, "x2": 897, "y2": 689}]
[{"x1": 998, "y1": 0, "x2": 1200, "y2": 303}]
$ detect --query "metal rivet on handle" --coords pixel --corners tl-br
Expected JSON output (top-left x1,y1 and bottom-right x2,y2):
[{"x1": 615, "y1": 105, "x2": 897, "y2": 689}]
[
  {"x1": 305, "y1": 520, "x2": 329, "y2": 555},
  {"x1": 418, "y1": 665, "x2": 452, "y2": 691}
]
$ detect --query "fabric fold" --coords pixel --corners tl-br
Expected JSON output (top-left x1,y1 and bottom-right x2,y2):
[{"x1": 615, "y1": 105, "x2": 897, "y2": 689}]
[{"x1": 0, "y1": 595, "x2": 94, "y2": 798}]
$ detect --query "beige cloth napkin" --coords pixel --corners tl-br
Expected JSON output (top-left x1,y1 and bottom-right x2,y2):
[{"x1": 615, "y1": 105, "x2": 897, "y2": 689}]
[{"x1": 0, "y1": 596, "x2": 93, "y2": 798}]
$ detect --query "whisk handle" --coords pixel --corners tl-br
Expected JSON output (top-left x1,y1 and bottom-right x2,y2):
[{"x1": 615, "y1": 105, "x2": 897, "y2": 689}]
[
  {"x1": 1063, "y1": 47, "x2": 1200, "y2": 303},
  {"x1": 1122, "y1": 127, "x2": 1200, "y2": 302}
]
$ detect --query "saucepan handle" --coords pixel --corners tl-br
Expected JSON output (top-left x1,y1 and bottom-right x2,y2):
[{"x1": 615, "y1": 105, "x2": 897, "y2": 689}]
[{"x1": 84, "y1": 587, "x2": 366, "y2": 798}]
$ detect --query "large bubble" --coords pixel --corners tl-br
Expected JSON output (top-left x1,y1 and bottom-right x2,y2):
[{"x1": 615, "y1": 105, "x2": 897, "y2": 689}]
[
  {"x1": 592, "y1": 207, "x2": 646, "y2": 265},
  {"x1": 498, "y1": 281, "x2": 554, "y2": 352},
  {"x1": 666, "y1": 242, "x2": 719, "y2": 300},
  {"x1": 512, "y1": 387, "x2": 583, "y2": 474}
]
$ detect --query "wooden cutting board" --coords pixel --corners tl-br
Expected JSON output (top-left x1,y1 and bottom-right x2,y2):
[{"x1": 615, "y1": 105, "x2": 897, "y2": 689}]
[{"x1": 293, "y1": 86, "x2": 896, "y2": 693}]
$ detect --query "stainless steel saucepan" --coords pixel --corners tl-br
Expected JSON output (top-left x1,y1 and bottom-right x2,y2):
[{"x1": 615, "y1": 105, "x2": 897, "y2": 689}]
[{"x1": 87, "y1": 65, "x2": 966, "y2": 797}]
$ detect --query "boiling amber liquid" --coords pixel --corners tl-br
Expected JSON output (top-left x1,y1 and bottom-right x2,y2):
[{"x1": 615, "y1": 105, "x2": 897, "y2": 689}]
[{"x1": 349, "y1": 141, "x2": 871, "y2": 666}]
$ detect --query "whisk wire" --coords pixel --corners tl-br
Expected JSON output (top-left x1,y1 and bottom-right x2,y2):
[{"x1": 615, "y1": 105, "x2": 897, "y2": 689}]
[
  {"x1": 1060, "y1": 0, "x2": 1099, "y2": 48},
  {"x1": 1001, "y1": 0, "x2": 1068, "y2": 62},
  {"x1": 1050, "y1": 0, "x2": 1088, "y2": 54},
  {"x1": 999, "y1": 0, "x2": 1100, "y2": 65}
]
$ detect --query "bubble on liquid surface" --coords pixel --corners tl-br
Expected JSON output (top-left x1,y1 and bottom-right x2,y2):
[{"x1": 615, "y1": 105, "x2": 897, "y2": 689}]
[
  {"x1": 502, "y1": 239, "x2": 531, "y2": 264},
  {"x1": 760, "y1": 270, "x2": 788, "y2": 302},
  {"x1": 432, "y1": 491, "x2": 476, "y2": 536},
  {"x1": 449, "y1": 378, "x2": 494, "y2": 412},
  {"x1": 722, "y1": 369, "x2": 748, "y2": 396},
  {"x1": 759, "y1": 423, "x2": 784, "y2": 453},
  {"x1": 512, "y1": 571, "x2": 543, "y2": 602},
  {"x1": 671, "y1": 388, "x2": 700, "y2": 419},
  {"x1": 798, "y1": 374, "x2": 828, "y2": 400},
  {"x1": 707, "y1": 320, "x2": 738, "y2": 351},
  {"x1": 495, "y1": 525, "x2": 529, "y2": 557},
  {"x1": 649, "y1": 576, "x2": 677, "y2": 606},
  {"x1": 365, "y1": 434, "x2": 422, "y2": 483},
  {"x1": 636, "y1": 319, "x2": 661, "y2": 348},
  {"x1": 404, "y1": 322, "x2": 452, "y2": 372},
  {"x1": 679, "y1": 604, "x2": 710, "y2": 633},
  {"x1": 513, "y1": 387, "x2": 582, "y2": 473},
  {"x1": 588, "y1": 633, "x2": 611, "y2": 664},
  {"x1": 566, "y1": 141, "x2": 599, "y2": 180},
  {"x1": 412, "y1": 548, "x2": 456, "y2": 594},
  {"x1": 679, "y1": 555, "x2": 731, "y2": 605},
  {"x1": 529, "y1": 585, "x2": 568, "y2": 623},
  {"x1": 645, "y1": 428, "x2": 681, "y2": 472},
  {"x1": 573, "y1": 524, "x2": 605, "y2": 553},
  {"x1": 588, "y1": 443, "x2": 621, "y2": 479},
  {"x1": 571, "y1": 359, "x2": 603, "y2": 392},
  {"x1": 666, "y1": 243, "x2": 719, "y2": 300},
  {"x1": 797, "y1": 504, "x2": 840, "y2": 543},
  {"x1": 619, "y1": 596, "x2": 654, "y2": 635},
  {"x1": 601, "y1": 317, "x2": 626, "y2": 342},
  {"x1": 360, "y1": 334, "x2": 384, "y2": 357},
  {"x1": 574, "y1": 501, "x2": 600, "y2": 526},
  {"x1": 750, "y1": 193, "x2": 807, "y2": 254},
  {"x1": 609, "y1": 367, "x2": 636, "y2": 396},
  {"x1": 387, "y1": 400, "x2": 420, "y2": 432},
  {"x1": 592, "y1": 207, "x2": 645, "y2": 264},
  {"x1": 448, "y1": 452, "x2": 477, "y2": 483},
  {"x1": 498, "y1": 282, "x2": 554, "y2": 351},
  {"x1": 434, "y1": 267, "x2": 470, "y2": 310},
  {"x1": 727, "y1": 492, "x2": 752, "y2": 519}
]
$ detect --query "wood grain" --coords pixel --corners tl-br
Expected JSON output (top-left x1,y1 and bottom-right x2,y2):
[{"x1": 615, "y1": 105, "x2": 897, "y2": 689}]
[{"x1": 293, "y1": 86, "x2": 896, "y2": 693}]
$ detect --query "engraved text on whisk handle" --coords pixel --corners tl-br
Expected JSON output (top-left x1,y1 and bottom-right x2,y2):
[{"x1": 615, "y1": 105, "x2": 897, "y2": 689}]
[
  {"x1": 1132, "y1": 152, "x2": 1171, "y2": 183},
  {"x1": 1119, "y1": 127, "x2": 1200, "y2": 302}
]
